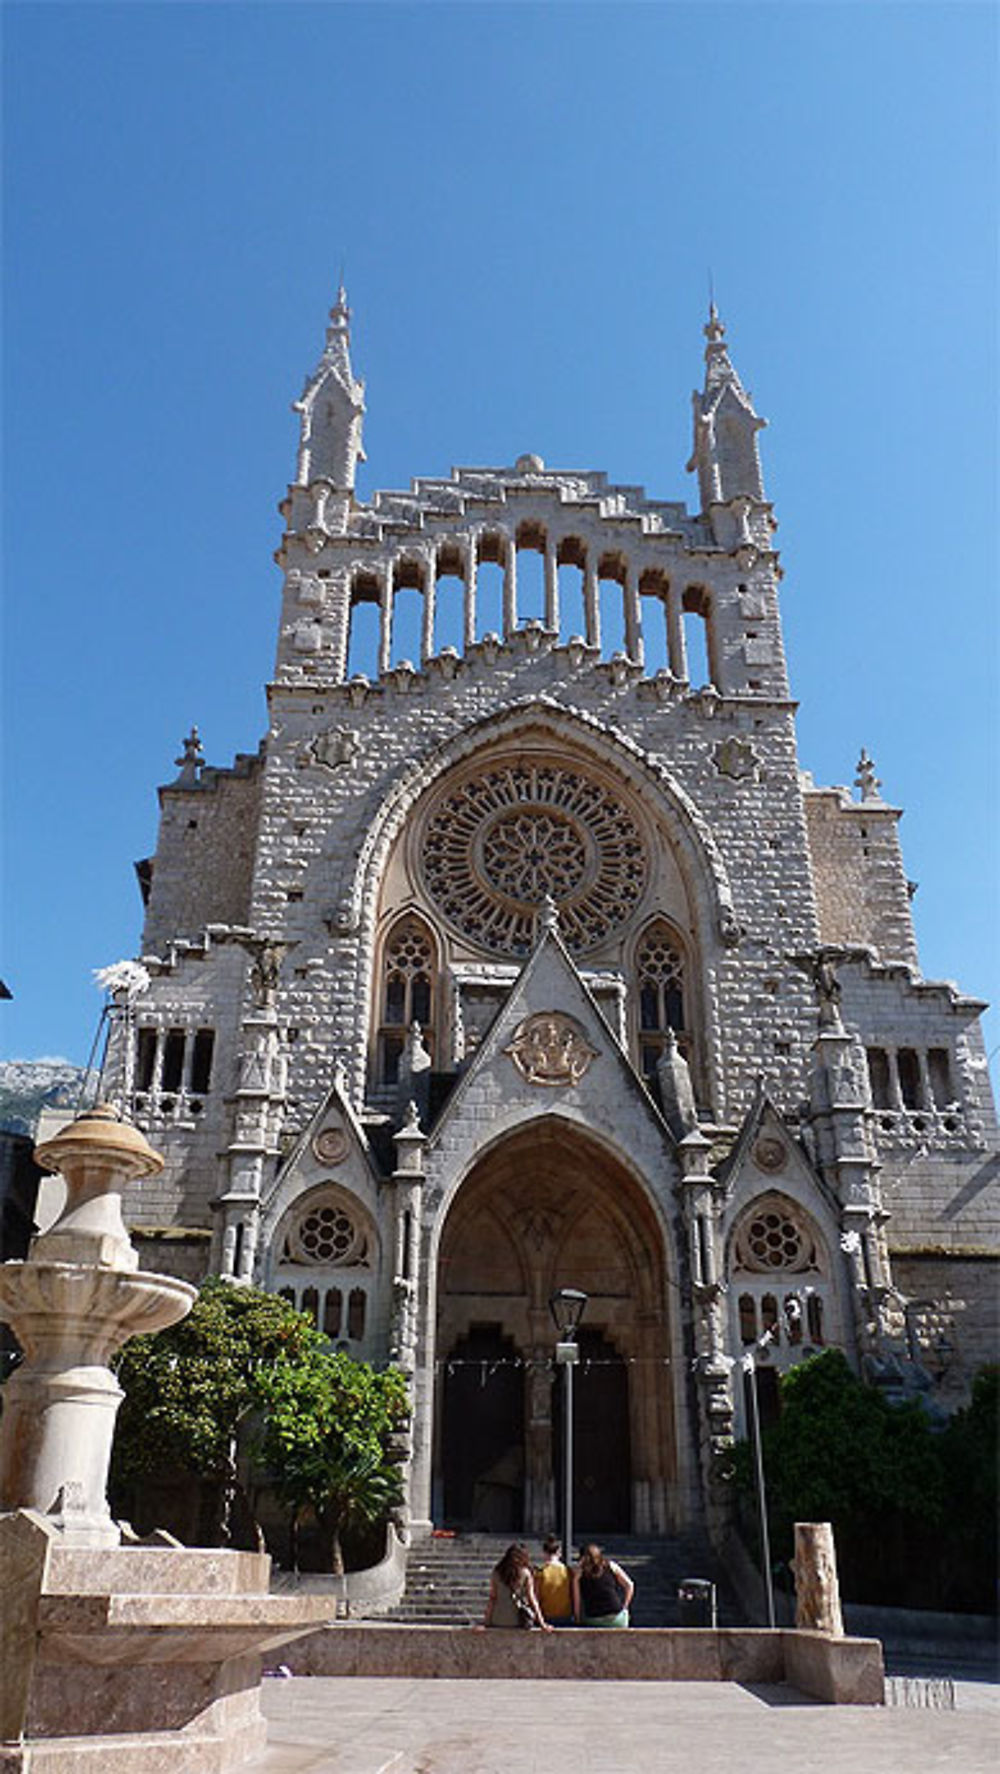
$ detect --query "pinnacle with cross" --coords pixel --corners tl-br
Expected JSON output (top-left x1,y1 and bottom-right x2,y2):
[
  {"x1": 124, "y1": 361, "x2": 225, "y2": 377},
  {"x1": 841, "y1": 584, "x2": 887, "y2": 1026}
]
[{"x1": 855, "y1": 749, "x2": 882, "y2": 802}]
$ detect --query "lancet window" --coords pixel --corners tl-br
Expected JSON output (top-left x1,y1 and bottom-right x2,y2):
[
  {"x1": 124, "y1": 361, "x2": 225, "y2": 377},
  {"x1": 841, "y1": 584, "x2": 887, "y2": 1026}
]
[
  {"x1": 378, "y1": 914, "x2": 436, "y2": 1084},
  {"x1": 634, "y1": 922, "x2": 687, "y2": 1077}
]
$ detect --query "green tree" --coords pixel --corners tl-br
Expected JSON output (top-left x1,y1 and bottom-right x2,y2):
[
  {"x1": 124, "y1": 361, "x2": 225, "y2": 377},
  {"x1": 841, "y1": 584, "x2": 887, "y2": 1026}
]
[
  {"x1": 253, "y1": 1348, "x2": 409, "y2": 1573},
  {"x1": 736, "y1": 1350, "x2": 996, "y2": 1609},
  {"x1": 111, "y1": 1278, "x2": 323, "y2": 1490}
]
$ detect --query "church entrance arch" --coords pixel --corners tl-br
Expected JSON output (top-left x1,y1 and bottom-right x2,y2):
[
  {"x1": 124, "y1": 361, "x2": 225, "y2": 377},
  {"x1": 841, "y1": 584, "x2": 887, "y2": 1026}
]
[{"x1": 434, "y1": 1119, "x2": 676, "y2": 1535}]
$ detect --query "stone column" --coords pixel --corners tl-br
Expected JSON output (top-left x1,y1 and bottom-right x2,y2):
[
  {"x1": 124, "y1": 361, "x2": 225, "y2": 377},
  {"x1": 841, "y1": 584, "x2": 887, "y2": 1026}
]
[
  {"x1": 378, "y1": 563, "x2": 393, "y2": 677},
  {"x1": 806, "y1": 999, "x2": 892, "y2": 1353},
  {"x1": 886, "y1": 1049, "x2": 905, "y2": 1112},
  {"x1": 503, "y1": 537, "x2": 518, "y2": 638},
  {"x1": 792, "y1": 1521, "x2": 844, "y2": 1635},
  {"x1": 217, "y1": 992, "x2": 286, "y2": 1285},
  {"x1": 524, "y1": 1345, "x2": 555, "y2": 1534},
  {"x1": 916, "y1": 1050, "x2": 934, "y2": 1113},
  {"x1": 0, "y1": 1107, "x2": 194, "y2": 1547},
  {"x1": 677, "y1": 1130, "x2": 732, "y2": 1539},
  {"x1": 388, "y1": 1105, "x2": 426, "y2": 1535},
  {"x1": 623, "y1": 564, "x2": 643, "y2": 665},
  {"x1": 464, "y1": 540, "x2": 478, "y2": 651},
  {"x1": 584, "y1": 553, "x2": 601, "y2": 650},
  {"x1": 544, "y1": 538, "x2": 559, "y2": 633},
  {"x1": 421, "y1": 550, "x2": 436, "y2": 663},
  {"x1": 667, "y1": 581, "x2": 688, "y2": 680}
]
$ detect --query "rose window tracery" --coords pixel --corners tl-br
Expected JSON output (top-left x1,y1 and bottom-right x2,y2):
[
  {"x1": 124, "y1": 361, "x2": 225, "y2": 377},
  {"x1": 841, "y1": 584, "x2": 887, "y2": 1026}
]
[
  {"x1": 282, "y1": 1195, "x2": 369, "y2": 1268},
  {"x1": 420, "y1": 762, "x2": 647, "y2": 954},
  {"x1": 733, "y1": 1204, "x2": 818, "y2": 1275}
]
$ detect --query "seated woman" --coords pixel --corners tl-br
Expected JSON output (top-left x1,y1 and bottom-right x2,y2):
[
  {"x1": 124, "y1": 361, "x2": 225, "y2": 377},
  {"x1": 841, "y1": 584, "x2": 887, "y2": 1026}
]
[
  {"x1": 572, "y1": 1543, "x2": 634, "y2": 1627},
  {"x1": 483, "y1": 1542, "x2": 552, "y2": 1630}
]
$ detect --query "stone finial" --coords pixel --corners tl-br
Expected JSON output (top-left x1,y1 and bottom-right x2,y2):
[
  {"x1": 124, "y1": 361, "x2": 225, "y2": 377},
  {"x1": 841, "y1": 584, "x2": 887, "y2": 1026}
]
[
  {"x1": 657, "y1": 1028, "x2": 699, "y2": 1141},
  {"x1": 173, "y1": 726, "x2": 204, "y2": 787},
  {"x1": 328, "y1": 282, "x2": 350, "y2": 336},
  {"x1": 393, "y1": 1099, "x2": 427, "y2": 1177},
  {"x1": 703, "y1": 300, "x2": 726, "y2": 347},
  {"x1": 537, "y1": 894, "x2": 560, "y2": 939},
  {"x1": 688, "y1": 305, "x2": 767, "y2": 511},
  {"x1": 855, "y1": 748, "x2": 883, "y2": 802},
  {"x1": 293, "y1": 286, "x2": 365, "y2": 494}
]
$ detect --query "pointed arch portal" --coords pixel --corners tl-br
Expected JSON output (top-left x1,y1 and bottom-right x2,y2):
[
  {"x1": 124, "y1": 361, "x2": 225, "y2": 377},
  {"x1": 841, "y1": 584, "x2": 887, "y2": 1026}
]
[{"x1": 435, "y1": 1119, "x2": 677, "y2": 1535}]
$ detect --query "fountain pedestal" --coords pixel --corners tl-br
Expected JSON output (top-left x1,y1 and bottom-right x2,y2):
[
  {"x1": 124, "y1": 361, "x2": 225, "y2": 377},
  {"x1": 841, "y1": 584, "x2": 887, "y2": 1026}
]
[{"x1": 0, "y1": 1108, "x2": 333, "y2": 1772}]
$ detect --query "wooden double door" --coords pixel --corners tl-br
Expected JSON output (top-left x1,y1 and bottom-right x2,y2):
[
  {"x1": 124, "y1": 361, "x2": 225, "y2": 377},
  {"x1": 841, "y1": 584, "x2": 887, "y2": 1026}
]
[{"x1": 441, "y1": 1323, "x2": 630, "y2": 1533}]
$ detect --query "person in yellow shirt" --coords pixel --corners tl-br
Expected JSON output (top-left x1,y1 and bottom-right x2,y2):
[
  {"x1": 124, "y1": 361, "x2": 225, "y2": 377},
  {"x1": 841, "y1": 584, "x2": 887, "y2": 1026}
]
[{"x1": 534, "y1": 1535, "x2": 573, "y2": 1623}]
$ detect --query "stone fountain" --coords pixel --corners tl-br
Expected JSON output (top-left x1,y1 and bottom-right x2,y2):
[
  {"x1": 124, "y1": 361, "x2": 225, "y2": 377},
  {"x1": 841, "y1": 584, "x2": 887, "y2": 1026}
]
[{"x1": 0, "y1": 1106, "x2": 333, "y2": 1773}]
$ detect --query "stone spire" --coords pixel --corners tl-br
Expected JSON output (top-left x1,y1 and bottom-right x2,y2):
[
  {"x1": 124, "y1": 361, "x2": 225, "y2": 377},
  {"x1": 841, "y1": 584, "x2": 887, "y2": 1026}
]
[
  {"x1": 292, "y1": 282, "x2": 366, "y2": 493},
  {"x1": 687, "y1": 304, "x2": 768, "y2": 510}
]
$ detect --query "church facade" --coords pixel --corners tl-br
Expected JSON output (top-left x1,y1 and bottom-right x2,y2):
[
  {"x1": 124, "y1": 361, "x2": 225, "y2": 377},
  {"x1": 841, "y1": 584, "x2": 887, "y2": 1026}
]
[{"x1": 113, "y1": 295, "x2": 998, "y2": 1543}]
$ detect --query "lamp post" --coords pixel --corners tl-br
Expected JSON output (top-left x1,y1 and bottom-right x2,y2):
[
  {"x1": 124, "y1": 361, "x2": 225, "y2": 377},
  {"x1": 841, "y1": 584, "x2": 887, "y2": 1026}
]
[
  {"x1": 550, "y1": 1287, "x2": 587, "y2": 1563},
  {"x1": 741, "y1": 1338, "x2": 776, "y2": 1629}
]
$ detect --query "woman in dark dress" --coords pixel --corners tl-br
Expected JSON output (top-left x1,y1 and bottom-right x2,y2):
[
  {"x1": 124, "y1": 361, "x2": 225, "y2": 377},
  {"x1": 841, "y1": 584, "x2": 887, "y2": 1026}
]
[{"x1": 572, "y1": 1542, "x2": 634, "y2": 1627}]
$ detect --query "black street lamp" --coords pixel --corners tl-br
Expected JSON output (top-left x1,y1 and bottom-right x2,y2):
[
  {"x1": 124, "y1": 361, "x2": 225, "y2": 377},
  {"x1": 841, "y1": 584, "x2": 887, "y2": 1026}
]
[
  {"x1": 550, "y1": 1288, "x2": 588, "y2": 1562},
  {"x1": 741, "y1": 1343, "x2": 776, "y2": 1629}
]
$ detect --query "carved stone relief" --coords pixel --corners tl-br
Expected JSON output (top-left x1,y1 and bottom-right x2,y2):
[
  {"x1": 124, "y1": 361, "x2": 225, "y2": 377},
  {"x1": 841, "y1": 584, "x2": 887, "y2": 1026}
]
[
  {"x1": 504, "y1": 1012, "x2": 598, "y2": 1087},
  {"x1": 714, "y1": 736, "x2": 760, "y2": 781},
  {"x1": 312, "y1": 1127, "x2": 349, "y2": 1165}
]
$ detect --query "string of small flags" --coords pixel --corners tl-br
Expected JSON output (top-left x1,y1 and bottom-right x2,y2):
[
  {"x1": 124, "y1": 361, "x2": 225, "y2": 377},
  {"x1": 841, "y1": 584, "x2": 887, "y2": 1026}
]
[{"x1": 437, "y1": 1356, "x2": 674, "y2": 1378}]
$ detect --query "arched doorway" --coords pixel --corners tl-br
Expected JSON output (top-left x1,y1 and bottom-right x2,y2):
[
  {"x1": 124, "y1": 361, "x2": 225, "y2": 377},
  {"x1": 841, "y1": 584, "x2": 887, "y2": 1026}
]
[
  {"x1": 441, "y1": 1325, "x2": 524, "y2": 1530},
  {"x1": 434, "y1": 1119, "x2": 676, "y2": 1534}
]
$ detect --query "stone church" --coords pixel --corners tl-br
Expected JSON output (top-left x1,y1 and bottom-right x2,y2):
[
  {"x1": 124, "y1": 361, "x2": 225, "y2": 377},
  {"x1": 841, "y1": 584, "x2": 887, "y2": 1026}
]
[{"x1": 112, "y1": 293, "x2": 998, "y2": 1544}]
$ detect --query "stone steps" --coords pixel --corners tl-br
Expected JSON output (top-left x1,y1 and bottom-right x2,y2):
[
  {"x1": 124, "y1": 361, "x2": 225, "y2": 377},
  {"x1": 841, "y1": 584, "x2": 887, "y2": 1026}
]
[{"x1": 384, "y1": 1532, "x2": 737, "y2": 1627}]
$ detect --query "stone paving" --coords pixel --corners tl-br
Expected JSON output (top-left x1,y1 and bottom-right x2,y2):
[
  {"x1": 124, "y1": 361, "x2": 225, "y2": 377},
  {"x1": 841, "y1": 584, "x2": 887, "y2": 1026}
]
[{"x1": 251, "y1": 1674, "x2": 1000, "y2": 1774}]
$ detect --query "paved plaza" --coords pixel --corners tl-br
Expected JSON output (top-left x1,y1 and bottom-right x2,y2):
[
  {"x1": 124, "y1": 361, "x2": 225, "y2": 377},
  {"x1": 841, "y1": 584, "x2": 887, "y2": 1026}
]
[{"x1": 252, "y1": 1674, "x2": 999, "y2": 1774}]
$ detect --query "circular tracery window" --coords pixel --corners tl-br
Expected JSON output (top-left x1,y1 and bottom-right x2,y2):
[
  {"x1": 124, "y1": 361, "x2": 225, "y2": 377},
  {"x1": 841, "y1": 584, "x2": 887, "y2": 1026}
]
[
  {"x1": 420, "y1": 762, "x2": 647, "y2": 954},
  {"x1": 734, "y1": 1201, "x2": 818, "y2": 1275},
  {"x1": 283, "y1": 1196, "x2": 369, "y2": 1268}
]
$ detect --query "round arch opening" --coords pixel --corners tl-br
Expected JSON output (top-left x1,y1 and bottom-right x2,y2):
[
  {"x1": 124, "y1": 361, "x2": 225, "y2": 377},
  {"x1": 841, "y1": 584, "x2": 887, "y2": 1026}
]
[{"x1": 434, "y1": 1118, "x2": 677, "y2": 1537}]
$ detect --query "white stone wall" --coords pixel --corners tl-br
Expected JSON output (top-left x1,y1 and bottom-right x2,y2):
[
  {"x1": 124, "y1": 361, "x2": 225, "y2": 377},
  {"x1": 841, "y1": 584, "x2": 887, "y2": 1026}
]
[
  {"x1": 142, "y1": 756, "x2": 263, "y2": 953},
  {"x1": 803, "y1": 788, "x2": 917, "y2": 967}
]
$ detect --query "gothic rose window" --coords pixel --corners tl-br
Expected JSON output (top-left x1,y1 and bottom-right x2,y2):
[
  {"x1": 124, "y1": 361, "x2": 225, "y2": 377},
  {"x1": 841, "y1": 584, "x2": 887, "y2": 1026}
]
[
  {"x1": 280, "y1": 1192, "x2": 370, "y2": 1268},
  {"x1": 634, "y1": 922, "x2": 687, "y2": 1077},
  {"x1": 419, "y1": 760, "x2": 647, "y2": 956},
  {"x1": 379, "y1": 914, "x2": 436, "y2": 1084}
]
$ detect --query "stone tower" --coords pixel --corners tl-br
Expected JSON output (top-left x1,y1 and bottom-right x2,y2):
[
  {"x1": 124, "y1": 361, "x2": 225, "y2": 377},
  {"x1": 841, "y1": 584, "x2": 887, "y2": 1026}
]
[{"x1": 117, "y1": 297, "x2": 998, "y2": 1543}]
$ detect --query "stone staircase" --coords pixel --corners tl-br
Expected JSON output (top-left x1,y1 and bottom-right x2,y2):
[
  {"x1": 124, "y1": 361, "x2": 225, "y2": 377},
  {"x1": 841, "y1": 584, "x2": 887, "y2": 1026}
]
[{"x1": 384, "y1": 1532, "x2": 740, "y2": 1627}]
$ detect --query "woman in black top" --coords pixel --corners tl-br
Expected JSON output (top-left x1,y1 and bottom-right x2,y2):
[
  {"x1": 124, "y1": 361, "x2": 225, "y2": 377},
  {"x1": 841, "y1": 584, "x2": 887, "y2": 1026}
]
[{"x1": 573, "y1": 1542, "x2": 634, "y2": 1626}]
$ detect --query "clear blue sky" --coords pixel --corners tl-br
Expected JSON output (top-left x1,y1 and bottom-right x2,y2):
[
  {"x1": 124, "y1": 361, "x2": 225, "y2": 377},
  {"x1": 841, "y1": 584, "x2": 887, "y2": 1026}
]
[{"x1": 3, "y1": 2, "x2": 997, "y2": 1085}]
